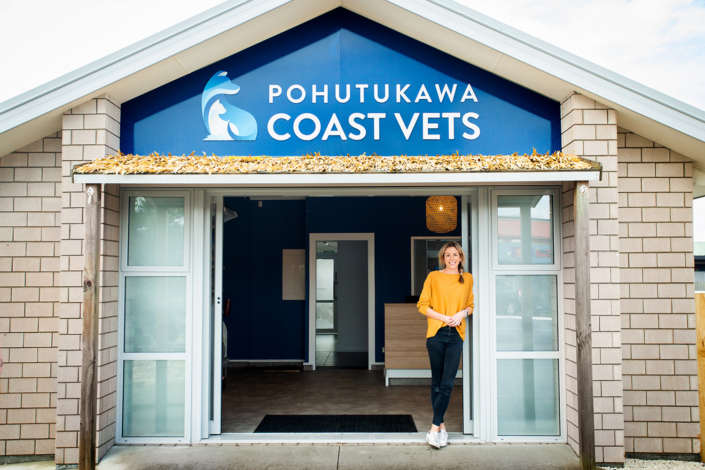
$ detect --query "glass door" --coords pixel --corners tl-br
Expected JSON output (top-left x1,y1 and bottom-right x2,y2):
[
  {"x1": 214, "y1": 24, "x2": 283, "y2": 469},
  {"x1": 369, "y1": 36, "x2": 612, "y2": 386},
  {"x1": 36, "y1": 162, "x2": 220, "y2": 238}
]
[
  {"x1": 118, "y1": 191, "x2": 192, "y2": 443},
  {"x1": 490, "y1": 189, "x2": 565, "y2": 442},
  {"x1": 210, "y1": 196, "x2": 224, "y2": 435}
]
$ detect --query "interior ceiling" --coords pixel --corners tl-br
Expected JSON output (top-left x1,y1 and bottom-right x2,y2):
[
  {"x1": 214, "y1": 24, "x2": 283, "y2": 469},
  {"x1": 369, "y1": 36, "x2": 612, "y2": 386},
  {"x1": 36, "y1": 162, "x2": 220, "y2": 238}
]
[{"x1": 1, "y1": 0, "x2": 704, "y2": 167}]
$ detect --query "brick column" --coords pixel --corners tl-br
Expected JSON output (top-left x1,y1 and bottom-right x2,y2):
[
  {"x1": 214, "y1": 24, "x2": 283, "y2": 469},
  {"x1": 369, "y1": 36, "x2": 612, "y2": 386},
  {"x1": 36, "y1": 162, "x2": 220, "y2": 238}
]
[
  {"x1": 618, "y1": 129, "x2": 699, "y2": 455},
  {"x1": 0, "y1": 135, "x2": 62, "y2": 458},
  {"x1": 561, "y1": 93, "x2": 624, "y2": 464},
  {"x1": 57, "y1": 95, "x2": 120, "y2": 466}
]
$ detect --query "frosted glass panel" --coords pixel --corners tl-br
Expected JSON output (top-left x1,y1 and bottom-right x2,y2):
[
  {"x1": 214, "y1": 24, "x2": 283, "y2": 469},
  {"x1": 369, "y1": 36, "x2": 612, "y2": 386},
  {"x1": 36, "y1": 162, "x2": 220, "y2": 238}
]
[
  {"x1": 125, "y1": 277, "x2": 186, "y2": 353},
  {"x1": 497, "y1": 359, "x2": 559, "y2": 436},
  {"x1": 316, "y1": 259, "x2": 335, "y2": 301},
  {"x1": 122, "y1": 360, "x2": 185, "y2": 437},
  {"x1": 128, "y1": 197, "x2": 185, "y2": 266},
  {"x1": 496, "y1": 275, "x2": 558, "y2": 351},
  {"x1": 316, "y1": 302, "x2": 335, "y2": 330},
  {"x1": 497, "y1": 195, "x2": 553, "y2": 265}
]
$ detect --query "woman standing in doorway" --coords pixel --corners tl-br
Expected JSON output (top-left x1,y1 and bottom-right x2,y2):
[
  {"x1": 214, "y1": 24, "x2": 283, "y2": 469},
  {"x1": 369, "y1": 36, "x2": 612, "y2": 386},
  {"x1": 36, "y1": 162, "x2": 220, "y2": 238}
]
[{"x1": 417, "y1": 241, "x2": 473, "y2": 449}]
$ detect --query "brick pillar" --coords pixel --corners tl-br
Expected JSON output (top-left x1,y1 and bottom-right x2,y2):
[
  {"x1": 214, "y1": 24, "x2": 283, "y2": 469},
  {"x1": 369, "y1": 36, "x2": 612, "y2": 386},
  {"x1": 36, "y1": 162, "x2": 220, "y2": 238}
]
[
  {"x1": 561, "y1": 92, "x2": 624, "y2": 464},
  {"x1": 618, "y1": 129, "x2": 699, "y2": 455},
  {"x1": 57, "y1": 96, "x2": 120, "y2": 466},
  {"x1": 0, "y1": 135, "x2": 62, "y2": 458}
]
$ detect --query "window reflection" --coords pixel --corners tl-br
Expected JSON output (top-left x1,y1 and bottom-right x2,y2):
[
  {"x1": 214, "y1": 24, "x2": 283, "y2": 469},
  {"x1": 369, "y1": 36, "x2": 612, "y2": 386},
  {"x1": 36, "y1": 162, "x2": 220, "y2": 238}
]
[
  {"x1": 496, "y1": 275, "x2": 558, "y2": 351},
  {"x1": 123, "y1": 360, "x2": 185, "y2": 437},
  {"x1": 125, "y1": 277, "x2": 186, "y2": 353},
  {"x1": 128, "y1": 197, "x2": 185, "y2": 266},
  {"x1": 497, "y1": 195, "x2": 553, "y2": 265},
  {"x1": 497, "y1": 359, "x2": 560, "y2": 436}
]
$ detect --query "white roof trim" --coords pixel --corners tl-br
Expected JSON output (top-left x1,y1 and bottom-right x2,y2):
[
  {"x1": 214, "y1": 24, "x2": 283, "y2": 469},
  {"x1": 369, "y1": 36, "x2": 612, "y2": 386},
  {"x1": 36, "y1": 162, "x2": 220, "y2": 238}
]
[
  {"x1": 1, "y1": 0, "x2": 704, "y2": 161},
  {"x1": 72, "y1": 170, "x2": 600, "y2": 186}
]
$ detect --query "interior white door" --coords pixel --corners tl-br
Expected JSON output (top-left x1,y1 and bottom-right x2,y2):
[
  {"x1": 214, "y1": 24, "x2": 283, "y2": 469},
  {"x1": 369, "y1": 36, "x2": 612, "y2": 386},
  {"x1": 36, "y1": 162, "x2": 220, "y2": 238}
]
[{"x1": 210, "y1": 197, "x2": 224, "y2": 435}]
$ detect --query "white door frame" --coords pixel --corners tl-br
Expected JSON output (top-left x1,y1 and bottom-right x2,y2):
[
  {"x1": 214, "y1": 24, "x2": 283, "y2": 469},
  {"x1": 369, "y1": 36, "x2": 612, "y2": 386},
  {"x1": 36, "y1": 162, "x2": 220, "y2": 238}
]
[{"x1": 308, "y1": 233, "x2": 376, "y2": 370}]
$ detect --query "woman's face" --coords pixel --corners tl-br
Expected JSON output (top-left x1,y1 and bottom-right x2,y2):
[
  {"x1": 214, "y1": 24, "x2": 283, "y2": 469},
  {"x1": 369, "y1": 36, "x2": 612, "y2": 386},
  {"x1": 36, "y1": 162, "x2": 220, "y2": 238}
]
[{"x1": 443, "y1": 246, "x2": 461, "y2": 271}]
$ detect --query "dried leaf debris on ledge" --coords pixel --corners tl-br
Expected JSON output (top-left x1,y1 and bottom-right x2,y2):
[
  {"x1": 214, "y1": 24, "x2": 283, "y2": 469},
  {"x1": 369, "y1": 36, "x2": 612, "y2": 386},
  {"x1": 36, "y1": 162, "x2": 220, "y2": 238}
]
[{"x1": 72, "y1": 151, "x2": 599, "y2": 176}]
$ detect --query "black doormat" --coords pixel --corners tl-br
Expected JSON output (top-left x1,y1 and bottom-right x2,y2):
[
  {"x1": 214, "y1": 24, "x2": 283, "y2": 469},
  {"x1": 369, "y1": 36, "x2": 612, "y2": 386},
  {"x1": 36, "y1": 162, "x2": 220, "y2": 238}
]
[{"x1": 253, "y1": 415, "x2": 417, "y2": 433}]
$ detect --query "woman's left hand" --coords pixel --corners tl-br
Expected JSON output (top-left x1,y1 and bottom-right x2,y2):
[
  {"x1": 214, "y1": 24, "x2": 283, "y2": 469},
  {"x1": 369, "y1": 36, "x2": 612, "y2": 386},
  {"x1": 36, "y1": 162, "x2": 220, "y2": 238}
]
[{"x1": 447, "y1": 311, "x2": 465, "y2": 327}]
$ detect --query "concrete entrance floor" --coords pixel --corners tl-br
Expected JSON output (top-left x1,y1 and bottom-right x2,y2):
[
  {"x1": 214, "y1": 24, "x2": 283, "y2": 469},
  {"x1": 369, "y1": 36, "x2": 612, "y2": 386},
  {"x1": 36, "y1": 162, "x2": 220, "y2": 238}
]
[{"x1": 4, "y1": 443, "x2": 580, "y2": 470}]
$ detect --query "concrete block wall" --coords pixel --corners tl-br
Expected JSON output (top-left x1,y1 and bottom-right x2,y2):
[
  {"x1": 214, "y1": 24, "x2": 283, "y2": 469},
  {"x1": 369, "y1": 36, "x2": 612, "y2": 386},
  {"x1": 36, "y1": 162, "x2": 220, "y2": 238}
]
[
  {"x1": 56, "y1": 95, "x2": 121, "y2": 466},
  {"x1": 0, "y1": 135, "x2": 62, "y2": 457},
  {"x1": 617, "y1": 128, "x2": 699, "y2": 454},
  {"x1": 561, "y1": 93, "x2": 624, "y2": 464}
]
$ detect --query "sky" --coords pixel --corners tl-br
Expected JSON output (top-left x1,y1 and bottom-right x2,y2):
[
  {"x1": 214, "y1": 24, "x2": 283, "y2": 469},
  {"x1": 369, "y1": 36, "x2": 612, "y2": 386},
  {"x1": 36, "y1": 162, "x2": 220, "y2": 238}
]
[{"x1": 0, "y1": 0, "x2": 704, "y2": 111}]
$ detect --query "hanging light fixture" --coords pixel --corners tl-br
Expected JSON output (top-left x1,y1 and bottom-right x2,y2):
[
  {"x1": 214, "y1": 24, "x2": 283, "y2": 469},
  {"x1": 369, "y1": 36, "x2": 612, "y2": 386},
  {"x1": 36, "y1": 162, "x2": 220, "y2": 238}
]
[{"x1": 426, "y1": 196, "x2": 457, "y2": 233}]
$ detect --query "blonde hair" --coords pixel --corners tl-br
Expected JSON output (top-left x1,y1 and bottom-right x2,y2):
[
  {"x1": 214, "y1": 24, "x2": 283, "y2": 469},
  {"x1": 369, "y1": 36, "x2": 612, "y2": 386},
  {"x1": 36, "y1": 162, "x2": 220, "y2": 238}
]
[{"x1": 438, "y1": 241, "x2": 466, "y2": 284}]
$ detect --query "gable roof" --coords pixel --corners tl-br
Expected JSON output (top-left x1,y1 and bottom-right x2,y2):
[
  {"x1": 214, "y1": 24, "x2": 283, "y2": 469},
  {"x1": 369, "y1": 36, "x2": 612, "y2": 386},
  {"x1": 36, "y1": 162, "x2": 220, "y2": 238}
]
[{"x1": 1, "y1": 0, "x2": 704, "y2": 166}]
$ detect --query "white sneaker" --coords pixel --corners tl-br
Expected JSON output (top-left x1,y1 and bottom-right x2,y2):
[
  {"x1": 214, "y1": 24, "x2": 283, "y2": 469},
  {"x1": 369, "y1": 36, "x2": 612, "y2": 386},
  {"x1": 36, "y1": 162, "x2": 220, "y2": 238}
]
[
  {"x1": 439, "y1": 430, "x2": 448, "y2": 447},
  {"x1": 425, "y1": 431, "x2": 441, "y2": 449}
]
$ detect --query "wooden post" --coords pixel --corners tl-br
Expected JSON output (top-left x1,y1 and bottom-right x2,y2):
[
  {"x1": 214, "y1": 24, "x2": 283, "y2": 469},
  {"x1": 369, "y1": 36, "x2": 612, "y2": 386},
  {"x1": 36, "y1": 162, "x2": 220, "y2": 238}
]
[
  {"x1": 79, "y1": 184, "x2": 101, "y2": 470},
  {"x1": 575, "y1": 181, "x2": 596, "y2": 470},
  {"x1": 696, "y1": 292, "x2": 705, "y2": 462}
]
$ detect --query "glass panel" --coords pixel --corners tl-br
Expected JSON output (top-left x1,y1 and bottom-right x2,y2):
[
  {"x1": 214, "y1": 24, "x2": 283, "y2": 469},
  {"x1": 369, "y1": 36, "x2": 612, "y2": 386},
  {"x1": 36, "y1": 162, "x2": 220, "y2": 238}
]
[
  {"x1": 316, "y1": 259, "x2": 335, "y2": 301},
  {"x1": 696, "y1": 270, "x2": 705, "y2": 293},
  {"x1": 125, "y1": 277, "x2": 186, "y2": 353},
  {"x1": 497, "y1": 195, "x2": 553, "y2": 265},
  {"x1": 316, "y1": 302, "x2": 335, "y2": 330},
  {"x1": 497, "y1": 359, "x2": 560, "y2": 436},
  {"x1": 123, "y1": 360, "x2": 185, "y2": 437},
  {"x1": 496, "y1": 275, "x2": 558, "y2": 351},
  {"x1": 128, "y1": 197, "x2": 185, "y2": 266}
]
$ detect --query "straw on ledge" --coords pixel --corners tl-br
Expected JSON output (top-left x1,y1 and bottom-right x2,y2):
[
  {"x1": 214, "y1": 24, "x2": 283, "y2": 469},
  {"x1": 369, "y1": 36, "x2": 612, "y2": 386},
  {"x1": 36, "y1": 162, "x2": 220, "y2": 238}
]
[{"x1": 72, "y1": 151, "x2": 596, "y2": 175}]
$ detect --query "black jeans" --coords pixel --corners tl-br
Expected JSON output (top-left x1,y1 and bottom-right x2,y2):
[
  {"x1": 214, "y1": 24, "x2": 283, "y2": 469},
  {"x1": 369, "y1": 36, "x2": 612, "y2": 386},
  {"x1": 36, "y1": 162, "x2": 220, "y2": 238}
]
[{"x1": 426, "y1": 326, "x2": 463, "y2": 427}]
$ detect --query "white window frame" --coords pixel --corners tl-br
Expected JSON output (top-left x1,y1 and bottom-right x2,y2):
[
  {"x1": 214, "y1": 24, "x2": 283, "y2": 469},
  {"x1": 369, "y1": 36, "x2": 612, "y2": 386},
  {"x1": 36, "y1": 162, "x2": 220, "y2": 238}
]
[
  {"x1": 488, "y1": 187, "x2": 566, "y2": 443},
  {"x1": 116, "y1": 189, "x2": 193, "y2": 444},
  {"x1": 491, "y1": 188, "x2": 560, "y2": 272}
]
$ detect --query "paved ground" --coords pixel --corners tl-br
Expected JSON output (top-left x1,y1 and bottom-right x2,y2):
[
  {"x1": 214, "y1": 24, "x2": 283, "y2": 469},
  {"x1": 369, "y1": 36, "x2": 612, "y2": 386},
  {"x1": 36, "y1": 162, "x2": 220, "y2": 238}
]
[{"x1": 2, "y1": 444, "x2": 581, "y2": 469}]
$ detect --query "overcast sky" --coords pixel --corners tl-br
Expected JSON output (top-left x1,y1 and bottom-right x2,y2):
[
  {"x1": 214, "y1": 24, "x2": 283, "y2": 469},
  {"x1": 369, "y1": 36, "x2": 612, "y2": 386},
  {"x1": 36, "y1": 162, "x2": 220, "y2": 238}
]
[{"x1": 0, "y1": 0, "x2": 704, "y2": 111}]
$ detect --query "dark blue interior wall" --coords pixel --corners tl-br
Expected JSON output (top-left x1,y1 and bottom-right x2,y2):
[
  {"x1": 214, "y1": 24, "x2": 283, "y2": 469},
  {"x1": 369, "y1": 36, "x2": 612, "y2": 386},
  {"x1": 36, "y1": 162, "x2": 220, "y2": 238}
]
[
  {"x1": 222, "y1": 198, "x2": 306, "y2": 360},
  {"x1": 222, "y1": 198, "x2": 252, "y2": 359},
  {"x1": 305, "y1": 197, "x2": 462, "y2": 363}
]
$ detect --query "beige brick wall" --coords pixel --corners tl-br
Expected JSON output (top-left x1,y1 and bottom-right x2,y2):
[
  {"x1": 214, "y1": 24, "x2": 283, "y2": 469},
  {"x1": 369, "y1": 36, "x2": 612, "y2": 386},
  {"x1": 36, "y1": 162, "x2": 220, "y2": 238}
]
[
  {"x1": 0, "y1": 134, "x2": 62, "y2": 457},
  {"x1": 561, "y1": 93, "x2": 624, "y2": 464},
  {"x1": 618, "y1": 128, "x2": 698, "y2": 455},
  {"x1": 56, "y1": 95, "x2": 120, "y2": 465}
]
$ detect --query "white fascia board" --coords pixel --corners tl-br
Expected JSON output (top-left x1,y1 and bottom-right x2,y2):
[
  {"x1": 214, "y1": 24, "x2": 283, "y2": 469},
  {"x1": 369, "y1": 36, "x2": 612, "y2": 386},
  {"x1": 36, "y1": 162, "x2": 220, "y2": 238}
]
[
  {"x1": 0, "y1": 0, "x2": 294, "y2": 135},
  {"x1": 380, "y1": 0, "x2": 705, "y2": 142},
  {"x1": 73, "y1": 170, "x2": 599, "y2": 186}
]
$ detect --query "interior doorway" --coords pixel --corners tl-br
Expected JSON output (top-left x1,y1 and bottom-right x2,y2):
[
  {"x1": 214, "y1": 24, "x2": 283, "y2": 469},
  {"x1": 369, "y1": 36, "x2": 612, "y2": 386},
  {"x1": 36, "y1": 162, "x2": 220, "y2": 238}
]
[
  {"x1": 309, "y1": 234, "x2": 375, "y2": 370},
  {"x1": 315, "y1": 240, "x2": 369, "y2": 368}
]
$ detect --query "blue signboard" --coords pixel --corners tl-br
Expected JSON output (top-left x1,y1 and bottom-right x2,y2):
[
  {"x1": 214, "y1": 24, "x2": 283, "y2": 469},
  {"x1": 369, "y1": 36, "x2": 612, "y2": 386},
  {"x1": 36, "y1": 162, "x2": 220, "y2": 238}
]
[{"x1": 121, "y1": 9, "x2": 561, "y2": 156}]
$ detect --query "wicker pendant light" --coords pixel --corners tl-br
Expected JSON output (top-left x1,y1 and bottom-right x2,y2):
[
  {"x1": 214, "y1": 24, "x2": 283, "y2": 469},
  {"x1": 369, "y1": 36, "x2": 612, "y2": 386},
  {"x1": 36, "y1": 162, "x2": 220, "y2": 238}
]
[{"x1": 426, "y1": 196, "x2": 457, "y2": 233}]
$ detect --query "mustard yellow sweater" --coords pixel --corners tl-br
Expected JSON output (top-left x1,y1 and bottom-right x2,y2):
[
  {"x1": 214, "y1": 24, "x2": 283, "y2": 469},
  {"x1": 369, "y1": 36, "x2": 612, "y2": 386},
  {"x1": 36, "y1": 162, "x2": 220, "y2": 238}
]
[{"x1": 417, "y1": 271, "x2": 474, "y2": 341}]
